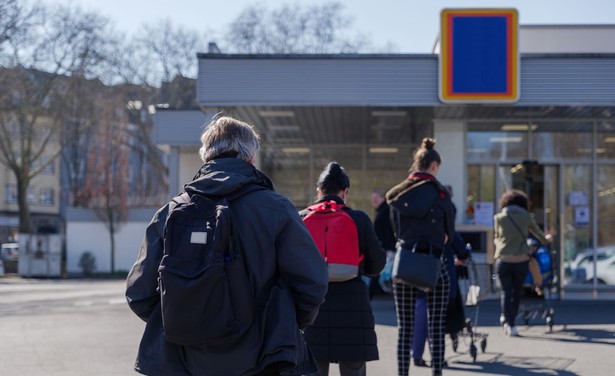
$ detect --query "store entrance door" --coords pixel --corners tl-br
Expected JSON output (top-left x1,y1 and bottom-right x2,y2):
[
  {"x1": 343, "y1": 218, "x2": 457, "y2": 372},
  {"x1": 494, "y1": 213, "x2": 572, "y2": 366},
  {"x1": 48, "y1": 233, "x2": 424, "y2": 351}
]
[
  {"x1": 510, "y1": 161, "x2": 545, "y2": 227},
  {"x1": 503, "y1": 161, "x2": 560, "y2": 293}
]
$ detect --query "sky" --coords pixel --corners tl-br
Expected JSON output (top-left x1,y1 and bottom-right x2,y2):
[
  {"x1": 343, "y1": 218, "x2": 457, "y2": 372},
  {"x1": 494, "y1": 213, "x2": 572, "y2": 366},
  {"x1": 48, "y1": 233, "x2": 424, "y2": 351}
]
[{"x1": 41, "y1": 0, "x2": 615, "y2": 53}]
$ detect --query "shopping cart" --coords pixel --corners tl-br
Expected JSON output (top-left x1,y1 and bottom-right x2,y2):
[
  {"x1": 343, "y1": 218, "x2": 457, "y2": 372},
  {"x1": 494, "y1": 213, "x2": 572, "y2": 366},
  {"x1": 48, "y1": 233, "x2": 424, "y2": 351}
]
[
  {"x1": 517, "y1": 245, "x2": 556, "y2": 332},
  {"x1": 495, "y1": 245, "x2": 556, "y2": 332},
  {"x1": 451, "y1": 258, "x2": 489, "y2": 362}
]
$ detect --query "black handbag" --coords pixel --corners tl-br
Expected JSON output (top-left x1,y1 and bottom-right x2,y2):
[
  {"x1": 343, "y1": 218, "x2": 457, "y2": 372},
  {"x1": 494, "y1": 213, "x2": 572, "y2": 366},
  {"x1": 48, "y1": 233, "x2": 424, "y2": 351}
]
[{"x1": 392, "y1": 241, "x2": 442, "y2": 291}]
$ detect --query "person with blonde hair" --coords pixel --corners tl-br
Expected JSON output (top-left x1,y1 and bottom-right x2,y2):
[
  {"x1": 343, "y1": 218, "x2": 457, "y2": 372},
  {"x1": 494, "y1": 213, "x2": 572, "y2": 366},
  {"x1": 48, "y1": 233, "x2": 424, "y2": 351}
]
[{"x1": 386, "y1": 138, "x2": 455, "y2": 376}]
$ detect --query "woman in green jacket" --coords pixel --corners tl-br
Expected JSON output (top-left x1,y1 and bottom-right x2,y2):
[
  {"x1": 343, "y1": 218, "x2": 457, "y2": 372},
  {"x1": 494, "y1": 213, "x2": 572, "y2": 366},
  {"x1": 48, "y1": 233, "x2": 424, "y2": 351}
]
[{"x1": 493, "y1": 190, "x2": 550, "y2": 337}]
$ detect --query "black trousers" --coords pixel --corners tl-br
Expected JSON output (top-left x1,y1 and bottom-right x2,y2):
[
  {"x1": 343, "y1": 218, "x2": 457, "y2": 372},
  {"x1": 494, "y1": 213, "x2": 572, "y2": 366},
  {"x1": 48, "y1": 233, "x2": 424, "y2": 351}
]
[{"x1": 496, "y1": 259, "x2": 529, "y2": 327}]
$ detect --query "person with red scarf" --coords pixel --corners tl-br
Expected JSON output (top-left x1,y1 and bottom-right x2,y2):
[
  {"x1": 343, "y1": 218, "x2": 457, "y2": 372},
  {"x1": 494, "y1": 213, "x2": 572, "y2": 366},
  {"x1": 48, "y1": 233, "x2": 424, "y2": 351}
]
[{"x1": 386, "y1": 138, "x2": 455, "y2": 376}]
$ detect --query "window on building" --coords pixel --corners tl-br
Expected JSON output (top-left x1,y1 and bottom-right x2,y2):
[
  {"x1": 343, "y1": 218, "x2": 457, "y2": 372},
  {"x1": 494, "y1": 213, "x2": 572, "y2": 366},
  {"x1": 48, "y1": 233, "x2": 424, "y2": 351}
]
[
  {"x1": 39, "y1": 188, "x2": 55, "y2": 206},
  {"x1": 5, "y1": 185, "x2": 18, "y2": 204},
  {"x1": 27, "y1": 188, "x2": 37, "y2": 205},
  {"x1": 41, "y1": 161, "x2": 55, "y2": 174},
  {"x1": 34, "y1": 157, "x2": 55, "y2": 174}
]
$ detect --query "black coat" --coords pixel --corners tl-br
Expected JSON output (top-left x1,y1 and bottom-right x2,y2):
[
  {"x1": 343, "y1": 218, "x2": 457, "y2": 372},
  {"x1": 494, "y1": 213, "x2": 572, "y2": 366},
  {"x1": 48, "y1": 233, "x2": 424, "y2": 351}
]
[
  {"x1": 126, "y1": 158, "x2": 328, "y2": 376},
  {"x1": 300, "y1": 195, "x2": 386, "y2": 362},
  {"x1": 385, "y1": 173, "x2": 455, "y2": 257},
  {"x1": 373, "y1": 202, "x2": 396, "y2": 251}
]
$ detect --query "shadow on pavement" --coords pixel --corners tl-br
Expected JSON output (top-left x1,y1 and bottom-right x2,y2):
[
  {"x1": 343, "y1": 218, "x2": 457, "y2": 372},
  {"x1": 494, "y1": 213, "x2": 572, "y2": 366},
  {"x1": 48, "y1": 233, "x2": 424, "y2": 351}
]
[
  {"x1": 448, "y1": 353, "x2": 578, "y2": 375},
  {"x1": 518, "y1": 327, "x2": 615, "y2": 346},
  {"x1": 370, "y1": 293, "x2": 615, "y2": 327}
]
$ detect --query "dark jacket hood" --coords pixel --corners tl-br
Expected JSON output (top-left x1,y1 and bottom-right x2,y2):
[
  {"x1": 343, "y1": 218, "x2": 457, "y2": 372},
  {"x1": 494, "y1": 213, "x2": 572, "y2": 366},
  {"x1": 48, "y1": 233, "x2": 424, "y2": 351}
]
[
  {"x1": 385, "y1": 172, "x2": 446, "y2": 218},
  {"x1": 184, "y1": 157, "x2": 274, "y2": 197}
]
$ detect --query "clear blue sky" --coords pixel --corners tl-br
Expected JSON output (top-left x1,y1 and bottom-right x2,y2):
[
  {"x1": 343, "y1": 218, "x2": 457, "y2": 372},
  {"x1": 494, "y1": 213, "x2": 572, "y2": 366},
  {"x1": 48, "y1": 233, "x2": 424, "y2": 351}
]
[{"x1": 43, "y1": 0, "x2": 615, "y2": 53}]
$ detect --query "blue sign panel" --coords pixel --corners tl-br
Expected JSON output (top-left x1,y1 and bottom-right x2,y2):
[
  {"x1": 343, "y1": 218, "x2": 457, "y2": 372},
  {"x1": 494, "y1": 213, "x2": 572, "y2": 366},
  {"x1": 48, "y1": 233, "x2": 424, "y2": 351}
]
[{"x1": 440, "y1": 9, "x2": 519, "y2": 103}]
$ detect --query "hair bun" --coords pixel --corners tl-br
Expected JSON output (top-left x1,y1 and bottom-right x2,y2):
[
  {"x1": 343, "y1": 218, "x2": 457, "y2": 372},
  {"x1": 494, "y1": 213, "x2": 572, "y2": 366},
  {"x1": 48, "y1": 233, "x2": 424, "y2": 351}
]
[
  {"x1": 421, "y1": 137, "x2": 436, "y2": 150},
  {"x1": 317, "y1": 162, "x2": 350, "y2": 193},
  {"x1": 326, "y1": 162, "x2": 343, "y2": 175}
]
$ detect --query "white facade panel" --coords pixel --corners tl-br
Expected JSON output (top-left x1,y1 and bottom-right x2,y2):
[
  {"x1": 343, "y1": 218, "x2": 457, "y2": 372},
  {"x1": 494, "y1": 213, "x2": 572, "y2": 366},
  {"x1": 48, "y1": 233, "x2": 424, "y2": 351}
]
[
  {"x1": 178, "y1": 150, "x2": 202, "y2": 193},
  {"x1": 520, "y1": 26, "x2": 615, "y2": 54},
  {"x1": 66, "y1": 213, "x2": 154, "y2": 274}
]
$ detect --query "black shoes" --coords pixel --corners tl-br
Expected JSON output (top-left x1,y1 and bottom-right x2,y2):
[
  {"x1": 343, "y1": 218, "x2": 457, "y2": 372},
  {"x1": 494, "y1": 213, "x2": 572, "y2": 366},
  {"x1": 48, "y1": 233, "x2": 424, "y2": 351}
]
[{"x1": 413, "y1": 358, "x2": 429, "y2": 367}]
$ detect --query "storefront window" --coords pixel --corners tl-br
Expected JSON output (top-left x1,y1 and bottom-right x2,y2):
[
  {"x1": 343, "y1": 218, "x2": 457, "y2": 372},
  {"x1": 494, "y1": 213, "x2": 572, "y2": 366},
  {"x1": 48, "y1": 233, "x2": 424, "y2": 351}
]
[
  {"x1": 266, "y1": 146, "x2": 408, "y2": 214},
  {"x1": 562, "y1": 164, "x2": 593, "y2": 285},
  {"x1": 597, "y1": 121, "x2": 615, "y2": 160},
  {"x1": 264, "y1": 148, "x2": 312, "y2": 209},
  {"x1": 531, "y1": 121, "x2": 593, "y2": 161},
  {"x1": 365, "y1": 147, "x2": 410, "y2": 214},
  {"x1": 466, "y1": 165, "x2": 495, "y2": 225},
  {"x1": 467, "y1": 129, "x2": 528, "y2": 162},
  {"x1": 596, "y1": 165, "x2": 615, "y2": 286}
]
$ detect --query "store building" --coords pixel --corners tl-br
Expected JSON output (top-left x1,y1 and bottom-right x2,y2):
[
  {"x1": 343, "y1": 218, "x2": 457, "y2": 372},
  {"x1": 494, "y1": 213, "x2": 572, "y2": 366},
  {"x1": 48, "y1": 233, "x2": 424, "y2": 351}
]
[{"x1": 154, "y1": 19, "x2": 615, "y2": 299}]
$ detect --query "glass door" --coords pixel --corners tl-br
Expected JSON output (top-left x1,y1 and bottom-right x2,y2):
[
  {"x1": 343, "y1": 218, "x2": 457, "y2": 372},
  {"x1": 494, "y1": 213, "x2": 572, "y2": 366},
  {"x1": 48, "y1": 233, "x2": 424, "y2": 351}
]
[
  {"x1": 496, "y1": 162, "x2": 561, "y2": 292},
  {"x1": 496, "y1": 162, "x2": 558, "y2": 233}
]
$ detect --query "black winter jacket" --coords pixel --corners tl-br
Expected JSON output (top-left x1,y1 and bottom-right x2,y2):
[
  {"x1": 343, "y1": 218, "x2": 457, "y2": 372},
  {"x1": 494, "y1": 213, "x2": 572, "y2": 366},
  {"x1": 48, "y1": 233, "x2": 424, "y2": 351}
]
[
  {"x1": 373, "y1": 201, "x2": 396, "y2": 251},
  {"x1": 300, "y1": 195, "x2": 386, "y2": 362},
  {"x1": 385, "y1": 172, "x2": 455, "y2": 258},
  {"x1": 125, "y1": 158, "x2": 328, "y2": 376}
]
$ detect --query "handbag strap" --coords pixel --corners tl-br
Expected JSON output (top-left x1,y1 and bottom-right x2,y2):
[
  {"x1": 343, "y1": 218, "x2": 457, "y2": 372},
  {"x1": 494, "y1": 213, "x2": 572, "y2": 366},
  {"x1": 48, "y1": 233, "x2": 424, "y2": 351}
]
[
  {"x1": 507, "y1": 215, "x2": 530, "y2": 251},
  {"x1": 394, "y1": 184, "x2": 440, "y2": 256}
]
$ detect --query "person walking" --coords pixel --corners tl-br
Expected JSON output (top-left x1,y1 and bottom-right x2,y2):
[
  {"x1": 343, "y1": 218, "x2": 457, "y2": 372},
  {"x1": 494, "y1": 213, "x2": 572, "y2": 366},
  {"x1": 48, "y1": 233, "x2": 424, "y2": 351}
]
[
  {"x1": 412, "y1": 232, "x2": 471, "y2": 370},
  {"x1": 301, "y1": 162, "x2": 386, "y2": 376},
  {"x1": 386, "y1": 138, "x2": 455, "y2": 376},
  {"x1": 410, "y1": 291, "x2": 430, "y2": 367},
  {"x1": 369, "y1": 189, "x2": 396, "y2": 296},
  {"x1": 125, "y1": 116, "x2": 328, "y2": 375},
  {"x1": 494, "y1": 189, "x2": 550, "y2": 337}
]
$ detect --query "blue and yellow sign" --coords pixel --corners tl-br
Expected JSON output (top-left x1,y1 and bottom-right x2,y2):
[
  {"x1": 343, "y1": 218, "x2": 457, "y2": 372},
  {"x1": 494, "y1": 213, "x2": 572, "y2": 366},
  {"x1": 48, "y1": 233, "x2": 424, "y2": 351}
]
[{"x1": 439, "y1": 9, "x2": 519, "y2": 103}]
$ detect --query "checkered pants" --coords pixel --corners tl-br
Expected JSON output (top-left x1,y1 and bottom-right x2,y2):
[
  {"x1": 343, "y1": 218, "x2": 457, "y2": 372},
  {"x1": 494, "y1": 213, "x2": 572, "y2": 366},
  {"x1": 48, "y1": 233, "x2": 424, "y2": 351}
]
[{"x1": 393, "y1": 262, "x2": 450, "y2": 375}]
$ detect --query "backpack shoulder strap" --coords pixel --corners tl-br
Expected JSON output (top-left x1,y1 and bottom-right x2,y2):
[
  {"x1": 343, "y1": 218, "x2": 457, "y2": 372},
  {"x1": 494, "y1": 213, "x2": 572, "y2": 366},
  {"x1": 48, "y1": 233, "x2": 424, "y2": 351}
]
[{"x1": 307, "y1": 200, "x2": 347, "y2": 213}]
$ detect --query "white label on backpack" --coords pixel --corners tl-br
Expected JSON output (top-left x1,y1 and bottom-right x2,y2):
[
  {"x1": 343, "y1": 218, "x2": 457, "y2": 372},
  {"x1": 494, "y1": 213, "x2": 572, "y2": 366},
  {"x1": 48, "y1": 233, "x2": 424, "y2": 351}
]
[{"x1": 190, "y1": 232, "x2": 208, "y2": 244}]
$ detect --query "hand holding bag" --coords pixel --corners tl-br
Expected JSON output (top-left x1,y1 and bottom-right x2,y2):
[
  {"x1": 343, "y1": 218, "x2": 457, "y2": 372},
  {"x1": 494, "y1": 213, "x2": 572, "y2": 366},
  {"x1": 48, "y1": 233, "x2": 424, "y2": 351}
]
[{"x1": 392, "y1": 241, "x2": 441, "y2": 291}]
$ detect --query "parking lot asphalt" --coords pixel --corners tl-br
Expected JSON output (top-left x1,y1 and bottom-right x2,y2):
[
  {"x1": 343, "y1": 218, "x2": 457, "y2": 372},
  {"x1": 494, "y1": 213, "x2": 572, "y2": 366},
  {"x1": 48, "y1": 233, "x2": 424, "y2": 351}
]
[
  {"x1": 359, "y1": 294, "x2": 615, "y2": 376},
  {"x1": 1, "y1": 276, "x2": 614, "y2": 376}
]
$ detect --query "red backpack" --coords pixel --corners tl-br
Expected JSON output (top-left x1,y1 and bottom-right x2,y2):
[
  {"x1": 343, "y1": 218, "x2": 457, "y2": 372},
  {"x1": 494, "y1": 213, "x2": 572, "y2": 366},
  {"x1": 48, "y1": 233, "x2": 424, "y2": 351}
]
[{"x1": 302, "y1": 200, "x2": 363, "y2": 282}]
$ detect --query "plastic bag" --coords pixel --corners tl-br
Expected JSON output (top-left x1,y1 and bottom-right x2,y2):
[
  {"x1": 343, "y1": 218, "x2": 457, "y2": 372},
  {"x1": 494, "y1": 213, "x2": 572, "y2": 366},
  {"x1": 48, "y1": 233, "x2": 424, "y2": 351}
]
[{"x1": 378, "y1": 252, "x2": 395, "y2": 293}]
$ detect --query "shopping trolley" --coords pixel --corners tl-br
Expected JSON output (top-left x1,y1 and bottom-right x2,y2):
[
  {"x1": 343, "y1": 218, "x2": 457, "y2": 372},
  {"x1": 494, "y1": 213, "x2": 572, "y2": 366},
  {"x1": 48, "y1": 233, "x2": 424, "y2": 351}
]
[
  {"x1": 451, "y1": 258, "x2": 489, "y2": 362},
  {"x1": 518, "y1": 245, "x2": 556, "y2": 332}
]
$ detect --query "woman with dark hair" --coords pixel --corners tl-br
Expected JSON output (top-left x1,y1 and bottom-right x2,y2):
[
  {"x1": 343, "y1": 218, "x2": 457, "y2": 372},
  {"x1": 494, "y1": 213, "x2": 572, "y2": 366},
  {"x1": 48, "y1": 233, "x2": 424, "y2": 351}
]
[
  {"x1": 301, "y1": 162, "x2": 385, "y2": 376},
  {"x1": 386, "y1": 138, "x2": 455, "y2": 376},
  {"x1": 494, "y1": 190, "x2": 550, "y2": 337}
]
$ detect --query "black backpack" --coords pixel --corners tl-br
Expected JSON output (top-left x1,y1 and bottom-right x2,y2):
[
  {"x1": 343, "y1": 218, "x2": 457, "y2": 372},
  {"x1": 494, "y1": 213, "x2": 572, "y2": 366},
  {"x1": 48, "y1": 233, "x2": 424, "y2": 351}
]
[{"x1": 158, "y1": 185, "x2": 263, "y2": 346}]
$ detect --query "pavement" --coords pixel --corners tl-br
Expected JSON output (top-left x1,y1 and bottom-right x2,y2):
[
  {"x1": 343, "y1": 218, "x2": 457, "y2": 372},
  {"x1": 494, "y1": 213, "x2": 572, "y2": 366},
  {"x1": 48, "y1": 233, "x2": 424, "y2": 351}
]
[
  {"x1": 357, "y1": 294, "x2": 615, "y2": 376},
  {"x1": 1, "y1": 275, "x2": 615, "y2": 375}
]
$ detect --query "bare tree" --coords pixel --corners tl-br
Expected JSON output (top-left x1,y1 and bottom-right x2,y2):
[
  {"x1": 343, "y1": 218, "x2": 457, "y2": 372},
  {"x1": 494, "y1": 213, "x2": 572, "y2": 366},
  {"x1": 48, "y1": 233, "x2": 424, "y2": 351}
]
[
  {"x1": 0, "y1": 0, "x2": 35, "y2": 47},
  {"x1": 0, "y1": 3, "x2": 115, "y2": 234},
  {"x1": 224, "y1": 1, "x2": 371, "y2": 53},
  {"x1": 78, "y1": 92, "x2": 130, "y2": 273},
  {"x1": 56, "y1": 75, "x2": 100, "y2": 207},
  {"x1": 114, "y1": 18, "x2": 204, "y2": 90}
]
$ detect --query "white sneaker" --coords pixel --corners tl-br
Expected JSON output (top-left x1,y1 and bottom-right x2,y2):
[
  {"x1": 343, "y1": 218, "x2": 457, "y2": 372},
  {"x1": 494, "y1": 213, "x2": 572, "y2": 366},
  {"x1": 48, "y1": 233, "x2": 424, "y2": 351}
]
[
  {"x1": 509, "y1": 326, "x2": 519, "y2": 336},
  {"x1": 503, "y1": 323, "x2": 511, "y2": 336}
]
